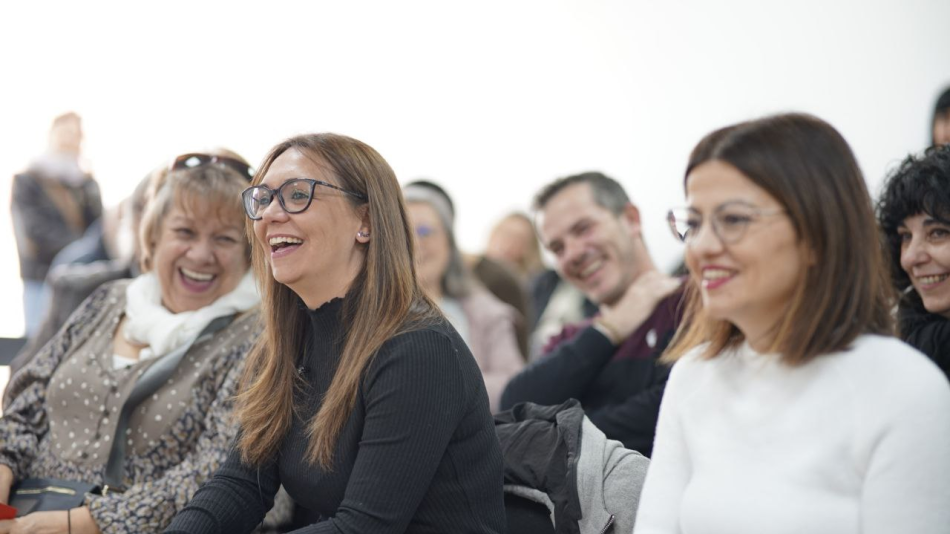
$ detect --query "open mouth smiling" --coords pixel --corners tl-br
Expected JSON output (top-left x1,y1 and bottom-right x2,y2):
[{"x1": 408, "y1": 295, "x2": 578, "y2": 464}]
[
  {"x1": 917, "y1": 273, "x2": 950, "y2": 287},
  {"x1": 179, "y1": 267, "x2": 217, "y2": 292},
  {"x1": 269, "y1": 236, "x2": 303, "y2": 253}
]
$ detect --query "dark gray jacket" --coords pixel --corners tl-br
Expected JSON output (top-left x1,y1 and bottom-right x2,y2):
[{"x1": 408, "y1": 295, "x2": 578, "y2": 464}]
[
  {"x1": 496, "y1": 400, "x2": 650, "y2": 534},
  {"x1": 11, "y1": 171, "x2": 102, "y2": 281}
]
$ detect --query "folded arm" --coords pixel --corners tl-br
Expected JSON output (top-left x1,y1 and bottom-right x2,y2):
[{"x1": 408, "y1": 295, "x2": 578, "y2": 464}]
[{"x1": 501, "y1": 326, "x2": 615, "y2": 410}]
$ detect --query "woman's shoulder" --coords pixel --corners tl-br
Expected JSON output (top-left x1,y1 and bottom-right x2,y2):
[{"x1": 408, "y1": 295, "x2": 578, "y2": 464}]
[
  {"x1": 227, "y1": 307, "x2": 263, "y2": 333},
  {"x1": 668, "y1": 342, "x2": 715, "y2": 374},
  {"x1": 380, "y1": 319, "x2": 466, "y2": 359},
  {"x1": 358, "y1": 322, "x2": 475, "y2": 398},
  {"x1": 899, "y1": 306, "x2": 950, "y2": 355},
  {"x1": 833, "y1": 334, "x2": 950, "y2": 404},
  {"x1": 198, "y1": 308, "x2": 263, "y2": 359},
  {"x1": 68, "y1": 277, "x2": 130, "y2": 319},
  {"x1": 838, "y1": 334, "x2": 939, "y2": 373},
  {"x1": 369, "y1": 319, "x2": 476, "y2": 374}
]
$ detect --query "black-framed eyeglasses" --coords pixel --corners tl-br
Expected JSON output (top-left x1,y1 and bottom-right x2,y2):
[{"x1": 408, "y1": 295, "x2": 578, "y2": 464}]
[
  {"x1": 171, "y1": 153, "x2": 255, "y2": 182},
  {"x1": 242, "y1": 178, "x2": 367, "y2": 220},
  {"x1": 667, "y1": 201, "x2": 786, "y2": 244}
]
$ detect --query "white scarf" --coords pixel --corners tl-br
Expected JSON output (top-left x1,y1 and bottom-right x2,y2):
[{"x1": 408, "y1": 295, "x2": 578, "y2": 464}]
[{"x1": 124, "y1": 270, "x2": 260, "y2": 360}]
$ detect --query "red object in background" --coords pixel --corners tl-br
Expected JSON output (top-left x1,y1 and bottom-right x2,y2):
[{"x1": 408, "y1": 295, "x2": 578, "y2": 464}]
[{"x1": 0, "y1": 502, "x2": 16, "y2": 520}]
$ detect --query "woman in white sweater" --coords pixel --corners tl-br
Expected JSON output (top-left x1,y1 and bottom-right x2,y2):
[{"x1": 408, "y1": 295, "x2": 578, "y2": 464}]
[{"x1": 635, "y1": 113, "x2": 950, "y2": 534}]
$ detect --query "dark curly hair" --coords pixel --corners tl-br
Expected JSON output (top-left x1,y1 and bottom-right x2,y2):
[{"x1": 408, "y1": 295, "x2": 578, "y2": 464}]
[{"x1": 877, "y1": 145, "x2": 950, "y2": 302}]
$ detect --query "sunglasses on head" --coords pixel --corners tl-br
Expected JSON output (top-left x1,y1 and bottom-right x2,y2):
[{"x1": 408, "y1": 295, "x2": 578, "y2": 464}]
[{"x1": 170, "y1": 153, "x2": 255, "y2": 182}]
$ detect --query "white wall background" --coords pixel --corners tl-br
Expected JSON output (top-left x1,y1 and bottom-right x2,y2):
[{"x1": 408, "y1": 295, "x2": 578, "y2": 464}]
[{"x1": 0, "y1": 0, "x2": 947, "y2": 337}]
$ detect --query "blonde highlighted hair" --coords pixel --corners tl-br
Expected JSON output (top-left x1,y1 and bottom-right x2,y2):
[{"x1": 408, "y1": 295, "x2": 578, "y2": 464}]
[{"x1": 138, "y1": 156, "x2": 251, "y2": 273}]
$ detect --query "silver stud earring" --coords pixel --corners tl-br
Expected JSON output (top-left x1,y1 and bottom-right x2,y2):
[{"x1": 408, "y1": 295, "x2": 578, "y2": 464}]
[{"x1": 358, "y1": 231, "x2": 370, "y2": 238}]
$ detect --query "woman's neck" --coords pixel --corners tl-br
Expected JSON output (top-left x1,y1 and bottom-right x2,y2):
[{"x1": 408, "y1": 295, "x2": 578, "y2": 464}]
[
  {"x1": 422, "y1": 281, "x2": 443, "y2": 302},
  {"x1": 737, "y1": 320, "x2": 781, "y2": 354}
]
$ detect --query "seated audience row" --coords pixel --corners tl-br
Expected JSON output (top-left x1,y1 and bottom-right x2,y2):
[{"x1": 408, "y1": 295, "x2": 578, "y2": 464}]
[{"x1": 3, "y1": 112, "x2": 949, "y2": 533}]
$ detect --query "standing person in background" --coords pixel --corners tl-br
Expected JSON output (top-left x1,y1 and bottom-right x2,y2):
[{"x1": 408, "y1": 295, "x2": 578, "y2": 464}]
[
  {"x1": 500, "y1": 171, "x2": 682, "y2": 457},
  {"x1": 877, "y1": 144, "x2": 950, "y2": 381},
  {"x1": 11, "y1": 112, "x2": 102, "y2": 336},
  {"x1": 7, "y1": 173, "x2": 149, "y2": 382},
  {"x1": 403, "y1": 183, "x2": 524, "y2": 412},
  {"x1": 635, "y1": 113, "x2": 950, "y2": 534},
  {"x1": 166, "y1": 133, "x2": 505, "y2": 533},
  {"x1": 931, "y1": 86, "x2": 950, "y2": 147}
]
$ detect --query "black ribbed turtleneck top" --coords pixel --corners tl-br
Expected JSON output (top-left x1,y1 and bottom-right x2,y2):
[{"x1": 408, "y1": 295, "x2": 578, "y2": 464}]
[{"x1": 165, "y1": 298, "x2": 506, "y2": 533}]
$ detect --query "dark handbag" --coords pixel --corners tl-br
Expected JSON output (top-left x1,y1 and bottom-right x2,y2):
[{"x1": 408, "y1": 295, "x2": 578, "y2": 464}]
[
  {"x1": 6, "y1": 315, "x2": 235, "y2": 517},
  {"x1": 8, "y1": 478, "x2": 99, "y2": 515}
]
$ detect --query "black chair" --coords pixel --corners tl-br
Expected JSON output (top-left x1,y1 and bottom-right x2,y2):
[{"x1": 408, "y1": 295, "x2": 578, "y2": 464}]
[{"x1": 0, "y1": 337, "x2": 27, "y2": 366}]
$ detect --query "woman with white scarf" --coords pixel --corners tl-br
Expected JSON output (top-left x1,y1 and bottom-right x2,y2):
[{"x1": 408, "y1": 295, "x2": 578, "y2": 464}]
[{"x1": 0, "y1": 153, "x2": 261, "y2": 534}]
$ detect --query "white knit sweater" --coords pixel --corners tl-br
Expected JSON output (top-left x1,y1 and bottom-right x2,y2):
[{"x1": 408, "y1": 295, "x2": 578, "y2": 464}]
[{"x1": 634, "y1": 335, "x2": 950, "y2": 534}]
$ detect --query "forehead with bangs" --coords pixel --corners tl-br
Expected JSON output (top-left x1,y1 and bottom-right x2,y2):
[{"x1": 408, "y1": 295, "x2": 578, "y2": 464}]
[
  {"x1": 140, "y1": 165, "x2": 248, "y2": 271},
  {"x1": 170, "y1": 178, "x2": 245, "y2": 227},
  {"x1": 879, "y1": 148, "x2": 950, "y2": 232}
]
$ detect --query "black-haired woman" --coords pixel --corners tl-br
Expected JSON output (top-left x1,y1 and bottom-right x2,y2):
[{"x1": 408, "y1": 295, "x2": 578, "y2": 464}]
[{"x1": 878, "y1": 144, "x2": 950, "y2": 381}]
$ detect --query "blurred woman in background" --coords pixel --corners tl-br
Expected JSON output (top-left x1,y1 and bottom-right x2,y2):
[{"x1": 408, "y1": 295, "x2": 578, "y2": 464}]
[
  {"x1": 403, "y1": 183, "x2": 524, "y2": 412},
  {"x1": 485, "y1": 211, "x2": 545, "y2": 282}
]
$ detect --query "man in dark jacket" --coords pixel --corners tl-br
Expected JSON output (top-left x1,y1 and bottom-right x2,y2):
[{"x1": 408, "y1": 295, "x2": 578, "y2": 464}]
[{"x1": 501, "y1": 172, "x2": 682, "y2": 457}]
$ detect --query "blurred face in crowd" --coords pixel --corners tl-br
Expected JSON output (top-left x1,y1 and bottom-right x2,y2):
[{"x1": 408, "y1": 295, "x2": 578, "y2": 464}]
[
  {"x1": 49, "y1": 115, "x2": 83, "y2": 155},
  {"x1": 899, "y1": 213, "x2": 950, "y2": 319},
  {"x1": 407, "y1": 201, "x2": 451, "y2": 296},
  {"x1": 683, "y1": 160, "x2": 806, "y2": 346},
  {"x1": 153, "y1": 201, "x2": 248, "y2": 314},
  {"x1": 537, "y1": 183, "x2": 639, "y2": 306},
  {"x1": 934, "y1": 110, "x2": 950, "y2": 146},
  {"x1": 251, "y1": 149, "x2": 368, "y2": 307},
  {"x1": 486, "y1": 215, "x2": 536, "y2": 270}
]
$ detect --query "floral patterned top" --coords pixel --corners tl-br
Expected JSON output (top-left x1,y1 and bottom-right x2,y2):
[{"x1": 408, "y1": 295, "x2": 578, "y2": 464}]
[{"x1": 0, "y1": 279, "x2": 262, "y2": 533}]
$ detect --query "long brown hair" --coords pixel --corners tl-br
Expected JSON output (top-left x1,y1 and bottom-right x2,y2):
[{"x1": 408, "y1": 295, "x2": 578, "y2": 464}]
[
  {"x1": 664, "y1": 113, "x2": 894, "y2": 365},
  {"x1": 235, "y1": 133, "x2": 439, "y2": 468}
]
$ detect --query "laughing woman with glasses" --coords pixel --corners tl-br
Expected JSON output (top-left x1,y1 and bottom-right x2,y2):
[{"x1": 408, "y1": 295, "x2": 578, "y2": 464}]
[
  {"x1": 165, "y1": 133, "x2": 505, "y2": 534},
  {"x1": 634, "y1": 114, "x2": 950, "y2": 534}
]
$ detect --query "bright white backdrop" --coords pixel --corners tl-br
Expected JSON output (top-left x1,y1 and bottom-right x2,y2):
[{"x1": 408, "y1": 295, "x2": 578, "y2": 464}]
[{"x1": 0, "y1": 0, "x2": 948, "y2": 337}]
